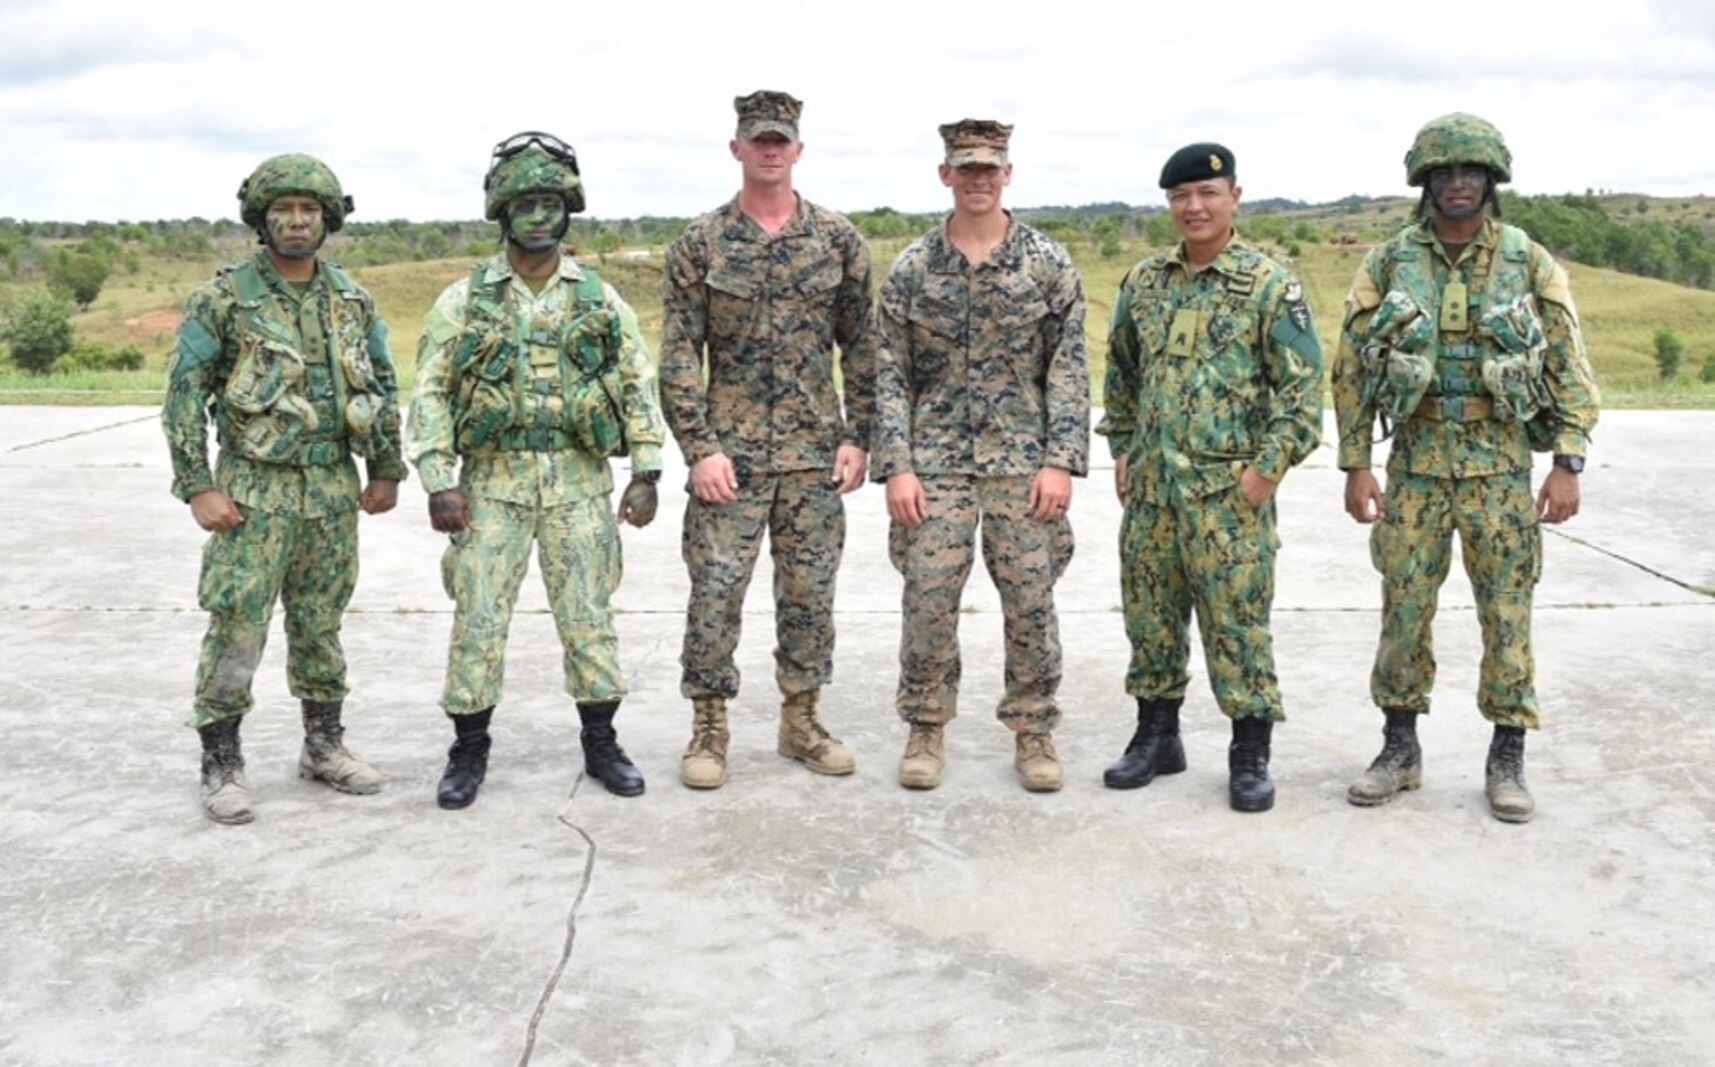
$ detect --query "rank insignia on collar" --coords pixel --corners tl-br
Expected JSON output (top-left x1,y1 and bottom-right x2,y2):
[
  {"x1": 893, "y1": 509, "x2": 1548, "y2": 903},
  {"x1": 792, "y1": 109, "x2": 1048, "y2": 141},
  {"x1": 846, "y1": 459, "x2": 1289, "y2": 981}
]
[{"x1": 1224, "y1": 272, "x2": 1255, "y2": 295}]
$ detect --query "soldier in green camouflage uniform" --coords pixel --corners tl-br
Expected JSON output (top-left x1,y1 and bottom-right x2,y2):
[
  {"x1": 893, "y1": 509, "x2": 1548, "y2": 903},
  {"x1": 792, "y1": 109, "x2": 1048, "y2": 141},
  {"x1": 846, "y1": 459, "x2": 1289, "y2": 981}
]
[
  {"x1": 1334, "y1": 114, "x2": 1600, "y2": 823},
  {"x1": 1097, "y1": 144, "x2": 1323, "y2": 813},
  {"x1": 407, "y1": 133, "x2": 667, "y2": 807},
  {"x1": 162, "y1": 154, "x2": 405, "y2": 825},
  {"x1": 873, "y1": 120, "x2": 1087, "y2": 793},
  {"x1": 660, "y1": 91, "x2": 876, "y2": 790}
]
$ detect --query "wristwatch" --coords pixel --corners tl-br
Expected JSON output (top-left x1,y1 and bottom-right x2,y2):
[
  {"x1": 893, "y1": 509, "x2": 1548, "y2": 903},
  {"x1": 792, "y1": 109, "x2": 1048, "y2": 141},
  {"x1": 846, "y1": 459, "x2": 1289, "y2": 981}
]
[
  {"x1": 1552, "y1": 454, "x2": 1585, "y2": 474},
  {"x1": 632, "y1": 469, "x2": 662, "y2": 484}
]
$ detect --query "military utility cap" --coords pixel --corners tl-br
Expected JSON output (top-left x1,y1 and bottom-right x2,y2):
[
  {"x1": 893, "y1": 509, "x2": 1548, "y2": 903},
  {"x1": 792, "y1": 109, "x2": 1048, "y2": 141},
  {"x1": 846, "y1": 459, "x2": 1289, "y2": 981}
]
[
  {"x1": 484, "y1": 131, "x2": 585, "y2": 219},
  {"x1": 1405, "y1": 112, "x2": 1512, "y2": 187},
  {"x1": 238, "y1": 154, "x2": 353, "y2": 231},
  {"x1": 735, "y1": 91, "x2": 802, "y2": 140},
  {"x1": 1159, "y1": 143, "x2": 1235, "y2": 189},
  {"x1": 940, "y1": 119, "x2": 1012, "y2": 167}
]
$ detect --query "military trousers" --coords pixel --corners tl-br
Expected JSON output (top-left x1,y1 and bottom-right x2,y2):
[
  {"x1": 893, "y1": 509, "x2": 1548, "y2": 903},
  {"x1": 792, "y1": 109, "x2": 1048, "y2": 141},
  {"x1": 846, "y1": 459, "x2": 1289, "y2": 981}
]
[
  {"x1": 888, "y1": 474, "x2": 1072, "y2": 731},
  {"x1": 679, "y1": 469, "x2": 843, "y2": 701},
  {"x1": 1120, "y1": 479, "x2": 1283, "y2": 721},
  {"x1": 1369, "y1": 469, "x2": 1541, "y2": 728},
  {"x1": 439, "y1": 490, "x2": 624, "y2": 715},
  {"x1": 193, "y1": 502, "x2": 358, "y2": 728}
]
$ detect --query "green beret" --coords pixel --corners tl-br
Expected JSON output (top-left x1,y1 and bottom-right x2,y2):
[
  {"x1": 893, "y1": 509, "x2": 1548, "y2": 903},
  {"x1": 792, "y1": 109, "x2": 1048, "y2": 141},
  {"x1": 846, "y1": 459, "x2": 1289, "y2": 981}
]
[{"x1": 1159, "y1": 143, "x2": 1235, "y2": 189}]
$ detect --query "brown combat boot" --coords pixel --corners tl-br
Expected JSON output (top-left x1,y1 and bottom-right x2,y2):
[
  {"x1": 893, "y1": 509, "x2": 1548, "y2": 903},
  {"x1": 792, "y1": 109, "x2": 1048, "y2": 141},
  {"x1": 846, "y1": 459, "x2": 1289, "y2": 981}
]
[
  {"x1": 299, "y1": 699, "x2": 384, "y2": 795},
  {"x1": 1015, "y1": 732, "x2": 1063, "y2": 793},
  {"x1": 1485, "y1": 725, "x2": 1535, "y2": 823},
  {"x1": 898, "y1": 723, "x2": 945, "y2": 790},
  {"x1": 1348, "y1": 708, "x2": 1423, "y2": 807},
  {"x1": 681, "y1": 697, "x2": 729, "y2": 790},
  {"x1": 199, "y1": 719, "x2": 254, "y2": 825},
  {"x1": 777, "y1": 691, "x2": 855, "y2": 776}
]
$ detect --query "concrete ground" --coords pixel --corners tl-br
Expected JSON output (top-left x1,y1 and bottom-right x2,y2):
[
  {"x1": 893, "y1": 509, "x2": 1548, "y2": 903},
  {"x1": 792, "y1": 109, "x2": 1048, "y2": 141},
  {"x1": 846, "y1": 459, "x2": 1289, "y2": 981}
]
[{"x1": 1, "y1": 407, "x2": 1711, "y2": 1066}]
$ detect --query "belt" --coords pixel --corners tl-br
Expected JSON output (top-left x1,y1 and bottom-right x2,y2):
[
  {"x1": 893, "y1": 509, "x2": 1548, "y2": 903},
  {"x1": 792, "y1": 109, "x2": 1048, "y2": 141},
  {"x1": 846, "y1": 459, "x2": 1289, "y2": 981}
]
[{"x1": 1414, "y1": 395, "x2": 1492, "y2": 422}]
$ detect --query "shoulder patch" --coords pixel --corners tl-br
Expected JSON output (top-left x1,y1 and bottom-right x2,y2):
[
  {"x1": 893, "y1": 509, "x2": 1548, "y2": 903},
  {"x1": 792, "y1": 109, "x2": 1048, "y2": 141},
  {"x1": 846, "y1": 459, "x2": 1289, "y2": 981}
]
[{"x1": 168, "y1": 317, "x2": 220, "y2": 379}]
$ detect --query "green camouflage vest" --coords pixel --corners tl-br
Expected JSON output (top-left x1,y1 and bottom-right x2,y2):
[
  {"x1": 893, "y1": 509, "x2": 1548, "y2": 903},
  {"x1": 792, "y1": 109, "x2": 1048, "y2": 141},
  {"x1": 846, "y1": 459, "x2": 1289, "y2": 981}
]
[
  {"x1": 1382, "y1": 223, "x2": 1549, "y2": 427},
  {"x1": 216, "y1": 259, "x2": 388, "y2": 466},
  {"x1": 448, "y1": 265, "x2": 627, "y2": 456}
]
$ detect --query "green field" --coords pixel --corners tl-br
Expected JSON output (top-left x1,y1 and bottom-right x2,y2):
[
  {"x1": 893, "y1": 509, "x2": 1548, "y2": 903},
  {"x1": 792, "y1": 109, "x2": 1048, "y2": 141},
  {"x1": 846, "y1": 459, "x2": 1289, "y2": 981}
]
[{"x1": 5, "y1": 218, "x2": 1715, "y2": 407}]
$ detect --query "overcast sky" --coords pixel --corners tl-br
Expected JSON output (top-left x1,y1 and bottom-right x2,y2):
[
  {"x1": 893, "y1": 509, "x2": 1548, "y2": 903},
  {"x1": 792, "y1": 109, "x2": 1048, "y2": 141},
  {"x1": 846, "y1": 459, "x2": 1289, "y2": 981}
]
[{"x1": 4, "y1": 0, "x2": 1714, "y2": 223}]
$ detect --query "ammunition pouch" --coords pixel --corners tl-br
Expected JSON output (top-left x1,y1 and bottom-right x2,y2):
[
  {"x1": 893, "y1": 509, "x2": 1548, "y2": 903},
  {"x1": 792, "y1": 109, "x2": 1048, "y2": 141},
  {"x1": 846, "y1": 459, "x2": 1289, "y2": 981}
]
[
  {"x1": 1359, "y1": 290, "x2": 1436, "y2": 426},
  {"x1": 1478, "y1": 295, "x2": 1552, "y2": 425}
]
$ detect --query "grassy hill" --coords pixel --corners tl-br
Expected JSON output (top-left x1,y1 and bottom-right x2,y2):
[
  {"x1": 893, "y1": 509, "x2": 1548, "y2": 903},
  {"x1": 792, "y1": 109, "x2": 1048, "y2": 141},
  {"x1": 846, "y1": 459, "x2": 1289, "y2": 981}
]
[{"x1": 5, "y1": 218, "x2": 1715, "y2": 407}]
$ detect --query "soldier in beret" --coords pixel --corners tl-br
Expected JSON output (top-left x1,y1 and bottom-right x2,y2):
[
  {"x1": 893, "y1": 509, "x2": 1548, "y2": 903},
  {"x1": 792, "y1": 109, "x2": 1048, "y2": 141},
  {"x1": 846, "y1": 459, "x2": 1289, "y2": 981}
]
[
  {"x1": 874, "y1": 119, "x2": 1089, "y2": 792},
  {"x1": 1097, "y1": 143, "x2": 1323, "y2": 812},
  {"x1": 659, "y1": 90, "x2": 877, "y2": 789}
]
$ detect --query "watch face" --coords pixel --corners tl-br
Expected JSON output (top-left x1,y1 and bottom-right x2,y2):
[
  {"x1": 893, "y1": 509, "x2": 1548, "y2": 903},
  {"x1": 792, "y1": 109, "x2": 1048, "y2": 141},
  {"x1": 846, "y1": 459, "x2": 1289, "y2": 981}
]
[{"x1": 1554, "y1": 455, "x2": 1584, "y2": 473}]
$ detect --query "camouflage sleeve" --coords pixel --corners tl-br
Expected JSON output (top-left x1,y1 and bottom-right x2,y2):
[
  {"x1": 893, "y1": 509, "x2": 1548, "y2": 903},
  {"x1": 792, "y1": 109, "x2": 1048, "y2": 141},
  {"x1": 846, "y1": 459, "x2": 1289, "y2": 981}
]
[
  {"x1": 404, "y1": 282, "x2": 468, "y2": 495},
  {"x1": 160, "y1": 280, "x2": 230, "y2": 502},
  {"x1": 361, "y1": 300, "x2": 409, "y2": 483},
  {"x1": 606, "y1": 282, "x2": 666, "y2": 475},
  {"x1": 1095, "y1": 270, "x2": 1139, "y2": 460},
  {"x1": 1253, "y1": 268, "x2": 1325, "y2": 482},
  {"x1": 870, "y1": 257, "x2": 916, "y2": 481},
  {"x1": 1041, "y1": 248, "x2": 1090, "y2": 476},
  {"x1": 1332, "y1": 252, "x2": 1386, "y2": 470},
  {"x1": 658, "y1": 230, "x2": 721, "y2": 466},
  {"x1": 1532, "y1": 248, "x2": 1601, "y2": 456},
  {"x1": 834, "y1": 226, "x2": 877, "y2": 453}
]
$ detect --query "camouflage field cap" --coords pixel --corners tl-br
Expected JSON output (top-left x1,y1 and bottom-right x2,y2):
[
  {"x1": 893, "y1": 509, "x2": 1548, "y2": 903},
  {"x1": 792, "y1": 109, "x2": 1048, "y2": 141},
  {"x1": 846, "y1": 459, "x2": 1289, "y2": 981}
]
[
  {"x1": 483, "y1": 133, "x2": 586, "y2": 220},
  {"x1": 1405, "y1": 113, "x2": 1513, "y2": 187},
  {"x1": 238, "y1": 154, "x2": 353, "y2": 231},
  {"x1": 940, "y1": 119, "x2": 1012, "y2": 167},
  {"x1": 1159, "y1": 143, "x2": 1235, "y2": 189},
  {"x1": 734, "y1": 90, "x2": 802, "y2": 140}
]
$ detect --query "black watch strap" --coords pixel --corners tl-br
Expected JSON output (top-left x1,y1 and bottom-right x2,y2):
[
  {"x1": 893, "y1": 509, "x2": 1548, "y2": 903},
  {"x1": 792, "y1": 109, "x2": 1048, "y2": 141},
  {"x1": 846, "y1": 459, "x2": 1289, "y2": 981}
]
[
  {"x1": 1552, "y1": 454, "x2": 1585, "y2": 474},
  {"x1": 632, "y1": 469, "x2": 662, "y2": 484}
]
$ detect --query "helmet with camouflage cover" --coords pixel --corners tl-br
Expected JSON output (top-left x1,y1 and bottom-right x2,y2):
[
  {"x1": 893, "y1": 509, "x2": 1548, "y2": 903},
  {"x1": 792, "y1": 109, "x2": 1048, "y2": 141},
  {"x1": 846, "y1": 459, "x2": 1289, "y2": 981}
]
[
  {"x1": 1404, "y1": 113, "x2": 1512, "y2": 187},
  {"x1": 238, "y1": 154, "x2": 354, "y2": 231},
  {"x1": 483, "y1": 134, "x2": 586, "y2": 220}
]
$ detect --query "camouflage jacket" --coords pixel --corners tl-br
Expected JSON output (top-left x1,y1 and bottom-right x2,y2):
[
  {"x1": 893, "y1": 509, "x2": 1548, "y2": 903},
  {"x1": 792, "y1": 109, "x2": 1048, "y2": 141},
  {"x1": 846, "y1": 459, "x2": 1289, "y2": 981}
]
[
  {"x1": 161, "y1": 252, "x2": 406, "y2": 517},
  {"x1": 659, "y1": 195, "x2": 876, "y2": 476},
  {"x1": 872, "y1": 216, "x2": 1089, "y2": 479},
  {"x1": 407, "y1": 253, "x2": 665, "y2": 506},
  {"x1": 1098, "y1": 236, "x2": 1323, "y2": 504},
  {"x1": 1332, "y1": 218, "x2": 1600, "y2": 477}
]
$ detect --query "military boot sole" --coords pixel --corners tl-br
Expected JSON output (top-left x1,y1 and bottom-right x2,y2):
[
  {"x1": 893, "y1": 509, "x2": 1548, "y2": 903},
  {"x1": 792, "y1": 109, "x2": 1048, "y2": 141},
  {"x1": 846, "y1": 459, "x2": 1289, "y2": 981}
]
[
  {"x1": 778, "y1": 742, "x2": 856, "y2": 776},
  {"x1": 1346, "y1": 765, "x2": 1424, "y2": 807},
  {"x1": 1019, "y1": 771, "x2": 1063, "y2": 793},
  {"x1": 203, "y1": 790, "x2": 254, "y2": 825},
  {"x1": 898, "y1": 763, "x2": 943, "y2": 790},
  {"x1": 1486, "y1": 789, "x2": 1535, "y2": 824},
  {"x1": 298, "y1": 759, "x2": 384, "y2": 796},
  {"x1": 680, "y1": 761, "x2": 727, "y2": 790},
  {"x1": 1102, "y1": 740, "x2": 1189, "y2": 790},
  {"x1": 1229, "y1": 782, "x2": 1276, "y2": 813}
]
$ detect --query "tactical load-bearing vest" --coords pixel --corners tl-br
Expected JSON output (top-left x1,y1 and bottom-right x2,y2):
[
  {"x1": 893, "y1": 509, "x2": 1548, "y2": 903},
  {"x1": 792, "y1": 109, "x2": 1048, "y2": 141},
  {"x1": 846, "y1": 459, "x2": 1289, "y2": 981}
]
[
  {"x1": 1366, "y1": 223, "x2": 1550, "y2": 433},
  {"x1": 216, "y1": 259, "x2": 387, "y2": 466},
  {"x1": 449, "y1": 265, "x2": 627, "y2": 457}
]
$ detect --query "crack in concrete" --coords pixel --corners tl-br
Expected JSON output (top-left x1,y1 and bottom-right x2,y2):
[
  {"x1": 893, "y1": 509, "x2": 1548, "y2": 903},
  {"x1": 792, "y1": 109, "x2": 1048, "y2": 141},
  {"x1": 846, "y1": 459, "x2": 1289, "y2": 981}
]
[
  {"x1": 518, "y1": 775, "x2": 597, "y2": 1066},
  {"x1": 1546, "y1": 527, "x2": 1715, "y2": 599},
  {"x1": 5, "y1": 414, "x2": 159, "y2": 452}
]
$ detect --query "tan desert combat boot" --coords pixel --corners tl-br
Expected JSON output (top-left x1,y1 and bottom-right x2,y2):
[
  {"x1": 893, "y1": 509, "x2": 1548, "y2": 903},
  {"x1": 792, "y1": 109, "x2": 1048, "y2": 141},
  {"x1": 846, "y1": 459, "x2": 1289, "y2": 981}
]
[
  {"x1": 681, "y1": 697, "x2": 730, "y2": 789},
  {"x1": 778, "y1": 691, "x2": 855, "y2": 775},
  {"x1": 1015, "y1": 732, "x2": 1063, "y2": 793},
  {"x1": 898, "y1": 723, "x2": 945, "y2": 790}
]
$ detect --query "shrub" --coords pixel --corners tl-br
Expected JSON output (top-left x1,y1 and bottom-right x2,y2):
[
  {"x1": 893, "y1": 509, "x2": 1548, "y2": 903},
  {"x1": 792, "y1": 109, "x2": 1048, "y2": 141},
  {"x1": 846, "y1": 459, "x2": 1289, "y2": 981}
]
[
  {"x1": 1653, "y1": 328, "x2": 1683, "y2": 381},
  {"x1": 2, "y1": 288, "x2": 75, "y2": 374}
]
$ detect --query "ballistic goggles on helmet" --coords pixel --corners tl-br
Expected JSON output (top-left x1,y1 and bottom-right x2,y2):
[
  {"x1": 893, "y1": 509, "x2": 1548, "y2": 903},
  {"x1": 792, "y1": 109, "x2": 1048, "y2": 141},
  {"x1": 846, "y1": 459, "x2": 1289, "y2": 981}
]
[{"x1": 491, "y1": 132, "x2": 580, "y2": 176}]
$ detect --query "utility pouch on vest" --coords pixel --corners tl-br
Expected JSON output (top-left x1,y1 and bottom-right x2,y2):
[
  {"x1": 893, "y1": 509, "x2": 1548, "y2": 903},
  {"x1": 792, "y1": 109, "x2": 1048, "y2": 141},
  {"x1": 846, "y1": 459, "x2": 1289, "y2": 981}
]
[
  {"x1": 562, "y1": 285, "x2": 628, "y2": 458},
  {"x1": 1359, "y1": 290, "x2": 1436, "y2": 426},
  {"x1": 1478, "y1": 296, "x2": 1551, "y2": 424},
  {"x1": 328, "y1": 293, "x2": 384, "y2": 459},
  {"x1": 225, "y1": 329, "x2": 319, "y2": 462}
]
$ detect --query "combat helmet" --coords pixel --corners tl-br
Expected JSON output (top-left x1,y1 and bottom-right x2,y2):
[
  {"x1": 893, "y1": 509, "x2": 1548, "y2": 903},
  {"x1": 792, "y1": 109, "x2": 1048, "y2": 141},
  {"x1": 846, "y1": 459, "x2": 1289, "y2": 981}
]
[
  {"x1": 238, "y1": 154, "x2": 353, "y2": 231},
  {"x1": 1404, "y1": 113, "x2": 1513, "y2": 187},
  {"x1": 484, "y1": 132, "x2": 586, "y2": 220}
]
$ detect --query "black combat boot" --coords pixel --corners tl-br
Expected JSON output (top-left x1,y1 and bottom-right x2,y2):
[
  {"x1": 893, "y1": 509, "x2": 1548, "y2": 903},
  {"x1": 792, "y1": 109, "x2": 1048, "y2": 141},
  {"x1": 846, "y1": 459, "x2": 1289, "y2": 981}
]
[
  {"x1": 578, "y1": 700, "x2": 645, "y2": 797},
  {"x1": 1485, "y1": 724, "x2": 1534, "y2": 823},
  {"x1": 1347, "y1": 708, "x2": 1423, "y2": 806},
  {"x1": 437, "y1": 708, "x2": 493, "y2": 810},
  {"x1": 1228, "y1": 716, "x2": 1275, "y2": 813},
  {"x1": 199, "y1": 718, "x2": 253, "y2": 825},
  {"x1": 1104, "y1": 697, "x2": 1188, "y2": 789}
]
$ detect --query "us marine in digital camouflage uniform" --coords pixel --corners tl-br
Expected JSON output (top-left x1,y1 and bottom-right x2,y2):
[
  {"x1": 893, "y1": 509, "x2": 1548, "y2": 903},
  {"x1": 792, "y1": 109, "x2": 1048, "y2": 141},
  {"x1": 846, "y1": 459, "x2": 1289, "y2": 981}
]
[
  {"x1": 1334, "y1": 114, "x2": 1600, "y2": 823},
  {"x1": 660, "y1": 91, "x2": 876, "y2": 790},
  {"x1": 162, "y1": 154, "x2": 405, "y2": 825},
  {"x1": 874, "y1": 119, "x2": 1087, "y2": 793},
  {"x1": 407, "y1": 132, "x2": 666, "y2": 808},
  {"x1": 1097, "y1": 143, "x2": 1323, "y2": 813}
]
